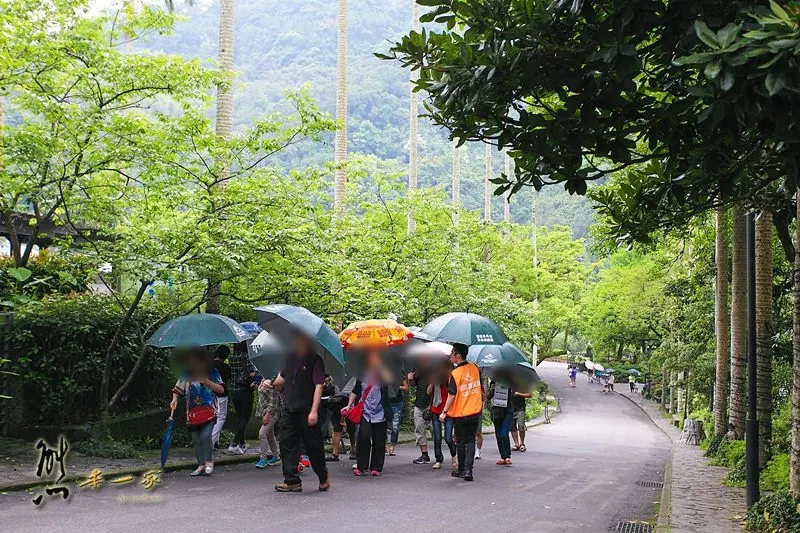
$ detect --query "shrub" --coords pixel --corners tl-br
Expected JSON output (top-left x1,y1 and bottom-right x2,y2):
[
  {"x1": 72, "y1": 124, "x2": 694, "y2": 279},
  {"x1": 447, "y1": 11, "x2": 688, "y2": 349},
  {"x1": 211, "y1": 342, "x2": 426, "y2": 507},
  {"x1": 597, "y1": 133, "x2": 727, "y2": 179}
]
[
  {"x1": 761, "y1": 453, "x2": 790, "y2": 492},
  {"x1": 709, "y1": 438, "x2": 746, "y2": 468},
  {"x1": 747, "y1": 490, "x2": 800, "y2": 532},
  {"x1": 73, "y1": 438, "x2": 142, "y2": 459}
]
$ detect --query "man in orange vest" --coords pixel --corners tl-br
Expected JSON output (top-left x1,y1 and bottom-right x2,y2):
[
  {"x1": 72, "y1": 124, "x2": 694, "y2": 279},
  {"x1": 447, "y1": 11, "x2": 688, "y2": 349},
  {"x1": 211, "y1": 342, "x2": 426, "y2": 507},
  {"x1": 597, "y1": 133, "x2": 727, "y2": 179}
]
[{"x1": 439, "y1": 343, "x2": 483, "y2": 481}]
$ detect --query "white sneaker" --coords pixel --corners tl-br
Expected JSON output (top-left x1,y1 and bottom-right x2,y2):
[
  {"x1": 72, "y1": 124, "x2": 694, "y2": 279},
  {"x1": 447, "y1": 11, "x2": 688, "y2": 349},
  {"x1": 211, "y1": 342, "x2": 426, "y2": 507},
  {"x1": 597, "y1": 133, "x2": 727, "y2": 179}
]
[
  {"x1": 204, "y1": 464, "x2": 214, "y2": 475},
  {"x1": 432, "y1": 462, "x2": 441, "y2": 469},
  {"x1": 227, "y1": 444, "x2": 237, "y2": 453},
  {"x1": 235, "y1": 444, "x2": 248, "y2": 455},
  {"x1": 474, "y1": 449, "x2": 482, "y2": 460}
]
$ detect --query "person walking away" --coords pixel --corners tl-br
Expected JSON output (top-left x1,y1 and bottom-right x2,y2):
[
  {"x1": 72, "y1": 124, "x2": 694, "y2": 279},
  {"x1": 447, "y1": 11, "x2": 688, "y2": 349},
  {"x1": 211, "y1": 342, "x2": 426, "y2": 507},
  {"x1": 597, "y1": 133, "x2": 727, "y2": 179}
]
[
  {"x1": 270, "y1": 331, "x2": 330, "y2": 493},
  {"x1": 488, "y1": 378, "x2": 514, "y2": 466},
  {"x1": 408, "y1": 366, "x2": 432, "y2": 464},
  {"x1": 430, "y1": 362, "x2": 455, "y2": 469},
  {"x1": 255, "y1": 375, "x2": 282, "y2": 468},
  {"x1": 170, "y1": 349, "x2": 226, "y2": 476},
  {"x1": 608, "y1": 373, "x2": 615, "y2": 392},
  {"x1": 569, "y1": 366, "x2": 578, "y2": 387},
  {"x1": 440, "y1": 343, "x2": 483, "y2": 482},
  {"x1": 326, "y1": 377, "x2": 357, "y2": 462},
  {"x1": 628, "y1": 374, "x2": 636, "y2": 393},
  {"x1": 386, "y1": 377, "x2": 408, "y2": 457},
  {"x1": 228, "y1": 342, "x2": 259, "y2": 454},
  {"x1": 510, "y1": 389, "x2": 531, "y2": 452},
  {"x1": 345, "y1": 350, "x2": 392, "y2": 476},
  {"x1": 211, "y1": 346, "x2": 231, "y2": 450}
]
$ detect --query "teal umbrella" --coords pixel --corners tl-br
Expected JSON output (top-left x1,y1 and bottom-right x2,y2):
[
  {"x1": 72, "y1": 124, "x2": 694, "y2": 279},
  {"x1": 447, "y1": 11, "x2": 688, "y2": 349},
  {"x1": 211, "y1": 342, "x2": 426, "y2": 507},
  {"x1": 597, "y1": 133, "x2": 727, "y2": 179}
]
[
  {"x1": 146, "y1": 314, "x2": 251, "y2": 348},
  {"x1": 486, "y1": 361, "x2": 541, "y2": 393},
  {"x1": 419, "y1": 312, "x2": 508, "y2": 346},
  {"x1": 254, "y1": 304, "x2": 345, "y2": 380},
  {"x1": 160, "y1": 406, "x2": 176, "y2": 468},
  {"x1": 467, "y1": 342, "x2": 527, "y2": 368}
]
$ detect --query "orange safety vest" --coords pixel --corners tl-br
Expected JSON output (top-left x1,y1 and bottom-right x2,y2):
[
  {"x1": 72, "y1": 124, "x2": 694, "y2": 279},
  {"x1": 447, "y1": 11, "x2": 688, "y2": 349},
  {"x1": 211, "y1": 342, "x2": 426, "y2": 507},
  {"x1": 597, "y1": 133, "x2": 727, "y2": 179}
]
[{"x1": 448, "y1": 362, "x2": 483, "y2": 418}]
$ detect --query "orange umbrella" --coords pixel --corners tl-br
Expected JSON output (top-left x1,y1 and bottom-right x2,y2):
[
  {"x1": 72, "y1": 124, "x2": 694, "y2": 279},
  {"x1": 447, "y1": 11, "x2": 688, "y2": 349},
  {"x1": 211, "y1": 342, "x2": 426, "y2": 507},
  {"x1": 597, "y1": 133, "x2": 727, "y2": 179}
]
[{"x1": 339, "y1": 319, "x2": 414, "y2": 349}]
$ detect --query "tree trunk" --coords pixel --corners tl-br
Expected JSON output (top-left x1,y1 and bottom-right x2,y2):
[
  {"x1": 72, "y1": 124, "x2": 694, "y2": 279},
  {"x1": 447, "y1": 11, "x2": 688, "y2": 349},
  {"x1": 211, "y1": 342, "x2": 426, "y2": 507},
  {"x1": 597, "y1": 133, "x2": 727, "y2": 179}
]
[
  {"x1": 791, "y1": 190, "x2": 800, "y2": 496},
  {"x1": 333, "y1": 0, "x2": 349, "y2": 213},
  {"x1": 729, "y1": 207, "x2": 747, "y2": 439},
  {"x1": 206, "y1": 0, "x2": 236, "y2": 315},
  {"x1": 484, "y1": 143, "x2": 492, "y2": 222},
  {"x1": 661, "y1": 365, "x2": 667, "y2": 409},
  {"x1": 406, "y1": 0, "x2": 420, "y2": 233},
  {"x1": 503, "y1": 151, "x2": 511, "y2": 223},
  {"x1": 714, "y1": 207, "x2": 730, "y2": 436},
  {"x1": 756, "y1": 212, "x2": 773, "y2": 468},
  {"x1": 451, "y1": 140, "x2": 460, "y2": 224}
]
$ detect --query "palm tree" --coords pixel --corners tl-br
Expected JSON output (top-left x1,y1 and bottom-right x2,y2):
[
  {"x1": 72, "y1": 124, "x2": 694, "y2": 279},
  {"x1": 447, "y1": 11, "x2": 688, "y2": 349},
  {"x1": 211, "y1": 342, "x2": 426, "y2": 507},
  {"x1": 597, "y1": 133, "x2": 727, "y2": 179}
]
[
  {"x1": 756, "y1": 211, "x2": 773, "y2": 467},
  {"x1": 484, "y1": 144, "x2": 492, "y2": 222},
  {"x1": 333, "y1": 0, "x2": 348, "y2": 213},
  {"x1": 713, "y1": 207, "x2": 730, "y2": 436},
  {"x1": 407, "y1": 0, "x2": 420, "y2": 233},
  {"x1": 729, "y1": 207, "x2": 747, "y2": 438},
  {"x1": 451, "y1": 140, "x2": 460, "y2": 224},
  {"x1": 791, "y1": 190, "x2": 800, "y2": 495}
]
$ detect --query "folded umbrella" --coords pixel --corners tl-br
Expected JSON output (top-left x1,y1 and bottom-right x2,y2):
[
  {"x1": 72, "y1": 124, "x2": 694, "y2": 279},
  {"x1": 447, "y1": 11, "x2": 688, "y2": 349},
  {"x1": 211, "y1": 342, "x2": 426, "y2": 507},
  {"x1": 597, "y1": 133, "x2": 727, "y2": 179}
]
[
  {"x1": 419, "y1": 312, "x2": 508, "y2": 346},
  {"x1": 160, "y1": 406, "x2": 176, "y2": 469},
  {"x1": 254, "y1": 304, "x2": 345, "y2": 382},
  {"x1": 147, "y1": 314, "x2": 251, "y2": 348},
  {"x1": 467, "y1": 342, "x2": 527, "y2": 368}
]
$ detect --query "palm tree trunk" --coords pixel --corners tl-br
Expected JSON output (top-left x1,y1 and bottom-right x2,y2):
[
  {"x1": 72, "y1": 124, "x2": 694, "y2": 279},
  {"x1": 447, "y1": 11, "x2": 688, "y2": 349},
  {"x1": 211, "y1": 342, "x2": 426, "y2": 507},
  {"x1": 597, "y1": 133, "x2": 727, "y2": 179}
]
[
  {"x1": 791, "y1": 190, "x2": 800, "y2": 496},
  {"x1": 333, "y1": 0, "x2": 349, "y2": 214},
  {"x1": 451, "y1": 140, "x2": 460, "y2": 224},
  {"x1": 206, "y1": 0, "x2": 235, "y2": 315},
  {"x1": 729, "y1": 207, "x2": 747, "y2": 438},
  {"x1": 407, "y1": 0, "x2": 420, "y2": 233},
  {"x1": 484, "y1": 144, "x2": 492, "y2": 222},
  {"x1": 714, "y1": 207, "x2": 730, "y2": 436},
  {"x1": 756, "y1": 212, "x2": 773, "y2": 468}
]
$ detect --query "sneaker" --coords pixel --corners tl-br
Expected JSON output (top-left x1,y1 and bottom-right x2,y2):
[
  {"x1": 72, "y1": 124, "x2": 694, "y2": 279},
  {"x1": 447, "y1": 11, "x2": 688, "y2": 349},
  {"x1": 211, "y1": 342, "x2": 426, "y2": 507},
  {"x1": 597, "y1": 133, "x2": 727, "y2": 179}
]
[
  {"x1": 265, "y1": 456, "x2": 281, "y2": 466},
  {"x1": 275, "y1": 482, "x2": 302, "y2": 493},
  {"x1": 463, "y1": 469, "x2": 473, "y2": 481},
  {"x1": 450, "y1": 470, "x2": 463, "y2": 478},
  {"x1": 348, "y1": 451, "x2": 357, "y2": 461},
  {"x1": 190, "y1": 466, "x2": 205, "y2": 477},
  {"x1": 204, "y1": 465, "x2": 214, "y2": 476},
  {"x1": 234, "y1": 444, "x2": 247, "y2": 455},
  {"x1": 474, "y1": 449, "x2": 482, "y2": 460},
  {"x1": 256, "y1": 458, "x2": 269, "y2": 469},
  {"x1": 432, "y1": 462, "x2": 442, "y2": 469},
  {"x1": 299, "y1": 455, "x2": 311, "y2": 468},
  {"x1": 412, "y1": 455, "x2": 431, "y2": 464},
  {"x1": 227, "y1": 444, "x2": 237, "y2": 453},
  {"x1": 370, "y1": 470, "x2": 381, "y2": 476}
]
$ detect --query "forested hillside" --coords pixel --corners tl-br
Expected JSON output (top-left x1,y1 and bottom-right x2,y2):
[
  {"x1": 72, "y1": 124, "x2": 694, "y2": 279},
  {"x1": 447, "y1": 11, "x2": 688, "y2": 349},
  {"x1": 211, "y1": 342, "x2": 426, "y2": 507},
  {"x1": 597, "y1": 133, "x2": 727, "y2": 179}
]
[{"x1": 144, "y1": 0, "x2": 594, "y2": 235}]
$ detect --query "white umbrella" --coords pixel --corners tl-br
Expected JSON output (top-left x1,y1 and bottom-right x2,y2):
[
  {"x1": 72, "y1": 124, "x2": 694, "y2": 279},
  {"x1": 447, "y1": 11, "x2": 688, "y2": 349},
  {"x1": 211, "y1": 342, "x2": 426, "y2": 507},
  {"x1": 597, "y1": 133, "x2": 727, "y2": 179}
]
[
  {"x1": 585, "y1": 360, "x2": 595, "y2": 370},
  {"x1": 405, "y1": 340, "x2": 452, "y2": 358},
  {"x1": 594, "y1": 363, "x2": 605, "y2": 372}
]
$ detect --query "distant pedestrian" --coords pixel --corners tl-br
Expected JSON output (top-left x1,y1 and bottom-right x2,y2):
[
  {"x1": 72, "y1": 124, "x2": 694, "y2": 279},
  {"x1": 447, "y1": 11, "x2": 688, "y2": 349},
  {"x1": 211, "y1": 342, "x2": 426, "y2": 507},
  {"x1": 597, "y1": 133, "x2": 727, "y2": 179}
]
[
  {"x1": 227, "y1": 342, "x2": 259, "y2": 454},
  {"x1": 326, "y1": 377, "x2": 357, "y2": 462},
  {"x1": 510, "y1": 390, "x2": 531, "y2": 452},
  {"x1": 270, "y1": 330, "x2": 330, "y2": 493},
  {"x1": 569, "y1": 366, "x2": 578, "y2": 388},
  {"x1": 346, "y1": 350, "x2": 392, "y2": 477},
  {"x1": 408, "y1": 367, "x2": 432, "y2": 464},
  {"x1": 170, "y1": 348, "x2": 226, "y2": 477},
  {"x1": 488, "y1": 378, "x2": 514, "y2": 466},
  {"x1": 628, "y1": 374, "x2": 636, "y2": 393},
  {"x1": 440, "y1": 343, "x2": 483, "y2": 482},
  {"x1": 430, "y1": 362, "x2": 455, "y2": 470},
  {"x1": 211, "y1": 346, "x2": 231, "y2": 450},
  {"x1": 255, "y1": 376, "x2": 282, "y2": 469}
]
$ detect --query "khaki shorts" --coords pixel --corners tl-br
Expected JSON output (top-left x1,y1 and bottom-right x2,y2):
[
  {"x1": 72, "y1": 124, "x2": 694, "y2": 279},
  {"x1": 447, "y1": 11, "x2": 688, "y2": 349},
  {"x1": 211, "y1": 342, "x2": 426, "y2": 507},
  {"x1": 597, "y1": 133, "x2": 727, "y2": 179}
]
[{"x1": 413, "y1": 406, "x2": 429, "y2": 446}]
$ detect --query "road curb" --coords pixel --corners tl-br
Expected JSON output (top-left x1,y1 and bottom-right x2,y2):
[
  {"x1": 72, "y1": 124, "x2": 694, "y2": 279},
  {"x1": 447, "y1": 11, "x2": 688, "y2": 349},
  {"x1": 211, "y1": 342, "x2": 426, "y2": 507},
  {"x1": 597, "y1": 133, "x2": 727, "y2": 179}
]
[{"x1": 616, "y1": 392, "x2": 673, "y2": 532}]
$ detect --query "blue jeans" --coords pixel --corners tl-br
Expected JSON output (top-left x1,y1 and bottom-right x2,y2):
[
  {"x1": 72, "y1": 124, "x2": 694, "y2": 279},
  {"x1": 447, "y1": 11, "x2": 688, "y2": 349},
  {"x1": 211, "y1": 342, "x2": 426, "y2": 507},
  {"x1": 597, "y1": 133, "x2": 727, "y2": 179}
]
[
  {"x1": 432, "y1": 415, "x2": 457, "y2": 464},
  {"x1": 387, "y1": 401, "x2": 403, "y2": 445},
  {"x1": 492, "y1": 409, "x2": 514, "y2": 460}
]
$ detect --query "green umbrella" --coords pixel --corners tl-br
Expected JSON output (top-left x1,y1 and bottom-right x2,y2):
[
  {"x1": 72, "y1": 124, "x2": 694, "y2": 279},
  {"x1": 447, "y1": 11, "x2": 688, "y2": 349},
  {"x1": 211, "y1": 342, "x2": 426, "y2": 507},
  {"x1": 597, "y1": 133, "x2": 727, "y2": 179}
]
[
  {"x1": 146, "y1": 314, "x2": 251, "y2": 348},
  {"x1": 419, "y1": 312, "x2": 508, "y2": 346},
  {"x1": 254, "y1": 304, "x2": 345, "y2": 381},
  {"x1": 467, "y1": 342, "x2": 527, "y2": 368}
]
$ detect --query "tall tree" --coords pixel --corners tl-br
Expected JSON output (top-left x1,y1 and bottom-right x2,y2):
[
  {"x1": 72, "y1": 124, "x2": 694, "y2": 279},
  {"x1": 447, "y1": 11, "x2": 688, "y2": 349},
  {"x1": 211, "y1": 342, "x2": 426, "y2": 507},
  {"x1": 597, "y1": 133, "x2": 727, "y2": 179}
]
[
  {"x1": 714, "y1": 207, "x2": 730, "y2": 437},
  {"x1": 451, "y1": 140, "x2": 460, "y2": 224},
  {"x1": 503, "y1": 152, "x2": 511, "y2": 223},
  {"x1": 729, "y1": 207, "x2": 747, "y2": 438},
  {"x1": 793, "y1": 191, "x2": 800, "y2": 496},
  {"x1": 407, "y1": 0, "x2": 420, "y2": 233},
  {"x1": 333, "y1": 0, "x2": 349, "y2": 213},
  {"x1": 484, "y1": 143, "x2": 492, "y2": 222},
  {"x1": 756, "y1": 211, "x2": 773, "y2": 467},
  {"x1": 205, "y1": 0, "x2": 235, "y2": 314}
]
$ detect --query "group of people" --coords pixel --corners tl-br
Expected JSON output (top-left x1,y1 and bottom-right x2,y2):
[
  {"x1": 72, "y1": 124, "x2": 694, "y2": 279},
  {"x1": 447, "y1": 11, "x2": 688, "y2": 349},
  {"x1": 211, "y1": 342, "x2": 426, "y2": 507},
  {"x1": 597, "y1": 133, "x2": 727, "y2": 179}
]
[{"x1": 169, "y1": 330, "x2": 533, "y2": 491}]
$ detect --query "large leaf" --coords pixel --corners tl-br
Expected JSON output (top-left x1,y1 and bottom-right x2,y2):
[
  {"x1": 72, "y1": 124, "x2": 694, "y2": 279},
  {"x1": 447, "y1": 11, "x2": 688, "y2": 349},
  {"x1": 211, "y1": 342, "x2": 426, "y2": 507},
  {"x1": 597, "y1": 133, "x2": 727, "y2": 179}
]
[{"x1": 6, "y1": 267, "x2": 32, "y2": 282}]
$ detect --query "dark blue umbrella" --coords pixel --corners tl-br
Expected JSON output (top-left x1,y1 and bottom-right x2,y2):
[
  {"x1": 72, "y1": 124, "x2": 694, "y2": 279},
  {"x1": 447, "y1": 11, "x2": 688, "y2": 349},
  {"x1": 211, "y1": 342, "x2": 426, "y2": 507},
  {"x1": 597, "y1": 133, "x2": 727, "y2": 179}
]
[
  {"x1": 160, "y1": 406, "x2": 176, "y2": 468},
  {"x1": 254, "y1": 304, "x2": 345, "y2": 381}
]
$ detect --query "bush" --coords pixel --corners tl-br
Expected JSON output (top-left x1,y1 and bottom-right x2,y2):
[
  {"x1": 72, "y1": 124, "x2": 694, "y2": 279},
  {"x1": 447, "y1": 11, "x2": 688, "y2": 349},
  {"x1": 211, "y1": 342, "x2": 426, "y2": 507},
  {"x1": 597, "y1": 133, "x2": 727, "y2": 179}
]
[
  {"x1": 688, "y1": 407, "x2": 713, "y2": 442},
  {"x1": 709, "y1": 438, "x2": 746, "y2": 468},
  {"x1": 73, "y1": 438, "x2": 142, "y2": 459},
  {"x1": 747, "y1": 490, "x2": 800, "y2": 532},
  {"x1": 761, "y1": 453, "x2": 790, "y2": 492},
  {"x1": 8, "y1": 294, "x2": 177, "y2": 425}
]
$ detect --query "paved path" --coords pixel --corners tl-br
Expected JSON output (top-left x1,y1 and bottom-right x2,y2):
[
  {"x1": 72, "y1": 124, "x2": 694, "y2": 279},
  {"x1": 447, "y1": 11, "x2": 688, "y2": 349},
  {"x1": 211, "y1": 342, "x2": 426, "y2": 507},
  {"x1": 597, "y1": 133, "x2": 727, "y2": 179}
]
[
  {"x1": 619, "y1": 390, "x2": 746, "y2": 532},
  {"x1": 0, "y1": 362, "x2": 669, "y2": 532}
]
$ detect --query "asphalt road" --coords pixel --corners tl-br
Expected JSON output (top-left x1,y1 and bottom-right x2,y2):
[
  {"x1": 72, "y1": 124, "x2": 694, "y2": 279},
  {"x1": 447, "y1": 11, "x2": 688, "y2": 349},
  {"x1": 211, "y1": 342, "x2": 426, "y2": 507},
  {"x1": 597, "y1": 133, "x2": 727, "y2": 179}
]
[{"x1": 0, "y1": 361, "x2": 669, "y2": 532}]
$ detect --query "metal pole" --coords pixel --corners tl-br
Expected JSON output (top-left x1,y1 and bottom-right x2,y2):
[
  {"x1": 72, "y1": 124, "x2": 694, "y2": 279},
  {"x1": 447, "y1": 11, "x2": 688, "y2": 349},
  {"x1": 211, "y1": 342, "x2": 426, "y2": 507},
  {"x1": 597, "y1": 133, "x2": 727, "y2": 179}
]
[{"x1": 745, "y1": 212, "x2": 760, "y2": 506}]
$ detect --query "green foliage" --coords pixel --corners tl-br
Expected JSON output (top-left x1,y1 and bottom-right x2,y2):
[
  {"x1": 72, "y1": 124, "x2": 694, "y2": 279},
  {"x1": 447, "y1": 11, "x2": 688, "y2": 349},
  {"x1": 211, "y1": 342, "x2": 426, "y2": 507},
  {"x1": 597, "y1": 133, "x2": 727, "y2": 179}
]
[
  {"x1": 761, "y1": 453, "x2": 790, "y2": 492},
  {"x1": 709, "y1": 438, "x2": 746, "y2": 468},
  {"x1": 0, "y1": 254, "x2": 92, "y2": 307},
  {"x1": 747, "y1": 489, "x2": 800, "y2": 532},
  {"x1": 8, "y1": 294, "x2": 177, "y2": 424},
  {"x1": 73, "y1": 439, "x2": 142, "y2": 460}
]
